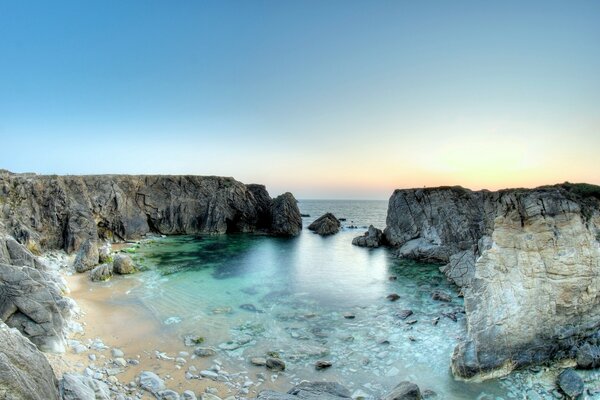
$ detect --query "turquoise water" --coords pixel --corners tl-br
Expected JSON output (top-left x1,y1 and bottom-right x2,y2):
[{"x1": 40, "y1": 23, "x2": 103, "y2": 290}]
[{"x1": 119, "y1": 201, "x2": 557, "y2": 399}]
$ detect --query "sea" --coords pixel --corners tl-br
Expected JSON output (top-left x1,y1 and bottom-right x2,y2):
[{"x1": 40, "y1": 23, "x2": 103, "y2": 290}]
[{"x1": 104, "y1": 200, "x2": 593, "y2": 399}]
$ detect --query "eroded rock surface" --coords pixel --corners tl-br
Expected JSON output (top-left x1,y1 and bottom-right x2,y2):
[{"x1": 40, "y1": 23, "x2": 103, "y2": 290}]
[
  {"x1": 257, "y1": 381, "x2": 351, "y2": 399},
  {"x1": 352, "y1": 225, "x2": 384, "y2": 247},
  {"x1": 385, "y1": 184, "x2": 600, "y2": 380},
  {"x1": 0, "y1": 320, "x2": 59, "y2": 400}
]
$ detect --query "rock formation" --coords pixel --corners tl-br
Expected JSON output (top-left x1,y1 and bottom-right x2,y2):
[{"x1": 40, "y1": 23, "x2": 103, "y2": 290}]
[
  {"x1": 352, "y1": 225, "x2": 384, "y2": 247},
  {"x1": 270, "y1": 193, "x2": 303, "y2": 236},
  {"x1": 384, "y1": 183, "x2": 600, "y2": 380},
  {"x1": 0, "y1": 320, "x2": 60, "y2": 400},
  {"x1": 308, "y1": 213, "x2": 341, "y2": 236},
  {"x1": 257, "y1": 381, "x2": 351, "y2": 399}
]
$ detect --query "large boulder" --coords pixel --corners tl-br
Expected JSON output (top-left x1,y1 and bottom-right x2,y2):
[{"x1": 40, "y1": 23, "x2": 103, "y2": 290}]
[
  {"x1": 113, "y1": 254, "x2": 136, "y2": 274},
  {"x1": 89, "y1": 263, "x2": 113, "y2": 282},
  {"x1": 308, "y1": 213, "x2": 341, "y2": 236},
  {"x1": 556, "y1": 368, "x2": 584, "y2": 399},
  {"x1": 0, "y1": 263, "x2": 71, "y2": 352},
  {"x1": 270, "y1": 193, "x2": 302, "y2": 236},
  {"x1": 352, "y1": 225, "x2": 384, "y2": 247},
  {"x1": 0, "y1": 320, "x2": 59, "y2": 400},
  {"x1": 257, "y1": 381, "x2": 351, "y2": 399},
  {"x1": 59, "y1": 373, "x2": 111, "y2": 400},
  {"x1": 73, "y1": 239, "x2": 99, "y2": 273}
]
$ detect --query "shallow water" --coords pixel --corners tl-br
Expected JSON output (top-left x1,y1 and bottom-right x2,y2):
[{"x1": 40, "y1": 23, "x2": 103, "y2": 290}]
[{"x1": 105, "y1": 201, "x2": 584, "y2": 399}]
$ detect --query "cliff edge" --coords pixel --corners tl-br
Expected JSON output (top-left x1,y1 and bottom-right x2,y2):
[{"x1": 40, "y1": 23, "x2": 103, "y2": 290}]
[{"x1": 384, "y1": 183, "x2": 600, "y2": 380}]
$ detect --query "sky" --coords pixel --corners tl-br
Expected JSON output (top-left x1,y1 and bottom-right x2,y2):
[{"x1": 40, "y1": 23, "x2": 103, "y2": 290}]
[{"x1": 0, "y1": 1, "x2": 599, "y2": 199}]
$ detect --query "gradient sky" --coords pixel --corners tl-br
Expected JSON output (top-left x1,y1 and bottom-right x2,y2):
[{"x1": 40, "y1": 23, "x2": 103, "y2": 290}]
[{"x1": 1, "y1": 1, "x2": 599, "y2": 199}]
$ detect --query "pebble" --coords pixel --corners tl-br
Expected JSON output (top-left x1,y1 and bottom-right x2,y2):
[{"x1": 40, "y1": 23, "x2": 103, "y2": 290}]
[
  {"x1": 200, "y1": 370, "x2": 219, "y2": 380},
  {"x1": 266, "y1": 357, "x2": 286, "y2": 371},
  {"x1": 386, "y1": 293, "x2": 400, "y2": 302},
  {"x1": 315, "y1": 360, "x2": 333, "y2": 370},
  {"x1": 114, "y1": 358, "x2": 127, "y2": 367},
  {"x1": 111, "y1": 348, "x2": 125, "y2": 358},
  {"x1": 250, "y1": 357, "x2": 267, "y2": 366}
]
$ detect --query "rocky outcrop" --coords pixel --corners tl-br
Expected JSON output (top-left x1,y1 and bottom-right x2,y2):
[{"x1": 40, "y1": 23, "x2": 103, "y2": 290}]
[
  {"x1": 352, "y1": 225, "x2": 384, "y2": 247},
  {"x1": 385, "y1": 184, "x2": 600, "y2": 380},
  {"x1": 0, "y1": 320, "x2": 60, "y2": 400},
  {"x1": 308, "y1": 213, "x2": 341, "y2": 236},
  {"x1": 0, "y1": 173, "x2": 302, "y2": 257},
  {"x1": 270, "y1": 193, "x2": 302, "y2": 236}
]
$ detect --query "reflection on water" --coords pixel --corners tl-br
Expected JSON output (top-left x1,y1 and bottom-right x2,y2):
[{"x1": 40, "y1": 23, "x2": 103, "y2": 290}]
[{"x1": 122, "y1": 230, "x2": 517, "y2": 399}]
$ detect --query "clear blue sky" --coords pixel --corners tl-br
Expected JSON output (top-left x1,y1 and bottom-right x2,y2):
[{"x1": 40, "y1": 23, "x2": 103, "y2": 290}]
[{"x1": 1, "y1": 1, "x2": 599, "y2": 199}]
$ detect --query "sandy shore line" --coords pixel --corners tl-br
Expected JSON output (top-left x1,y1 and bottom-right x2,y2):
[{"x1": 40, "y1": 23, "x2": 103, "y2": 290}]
[{"x1": 44, "y1": 248, "x2": 281, "y2": 399}]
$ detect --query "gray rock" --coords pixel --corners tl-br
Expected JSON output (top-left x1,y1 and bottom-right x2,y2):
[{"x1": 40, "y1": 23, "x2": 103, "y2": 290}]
[
  {"x1": 60, "y1": 373, "x2": 111, "y2": 400},
  {"x1": 0, "y1": 321, "x2": 59, "y2": 400},
  {"x1": 270, "y1": 192, "x2": 302, "y2": 236},
  {"x1": 182, "y1": 390, "x2": 198, "y2": 400},
  {"x1": 315, "y1": 360, "x2": 333, "y2": 370},
  {"x1": 576, "y1": 342, "x2": 600, "y2": 369},
  {"x1": 89, "y1": 263, "x2": 113, "y2": 282},
  {"x1": 556, "y1": 368, "x2": 584, "y2": 399},
  {"x1": 352, "y1": 225, "x2": 384, "y2": 248},
  {"x1": 257, "y1": 381, "x2": 351, "y2": 399},
  {"x1": 0, "y1": 263, "x2": 70, "y2": 352},
  {"x1": 113, "y1": 254, "x2": 136, "y2": 274},
  {"x1": 158, "y1": 389, "x2": 181, "y2": 400},
  {"x1": 308, "y1": 213, "x2": 341, "y2": 236},
  {"x1": 381, "y1": 381, "x2": 422, "y2": 400},
  {"x1": 138, "y1": 371, "x2": 165, "y2": 394},
  {"x1": 251, "y1": 357, "x2": 267, "y2": 366},
  {"x1": 194, "y1": 346, "x2": 216, "y2": 357},
  {"x1": 74, "y1": 239, "x2": 99, "y2": 273},
  {"x1": 266, "y1": 357, "x2": 286, "y2": 371},
  {"x1": 98, "y1": 242, "x2": 112, "y2": 263}
]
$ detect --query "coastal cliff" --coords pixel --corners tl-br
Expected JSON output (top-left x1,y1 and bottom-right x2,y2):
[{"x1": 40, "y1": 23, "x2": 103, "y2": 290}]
[{"x1": 384, "y1": 184, "x2": 600, "y2": 380}]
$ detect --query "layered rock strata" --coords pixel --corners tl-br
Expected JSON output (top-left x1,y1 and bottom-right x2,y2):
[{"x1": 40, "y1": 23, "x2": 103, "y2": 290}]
[{"x1": 384, "y1": 184, "x2": 600, "y2": 380}]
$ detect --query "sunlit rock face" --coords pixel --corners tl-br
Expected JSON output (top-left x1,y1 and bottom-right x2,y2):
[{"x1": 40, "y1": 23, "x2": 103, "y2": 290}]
[{"x1": 385, "y1": 184, "x2": 600, "y2": 380}]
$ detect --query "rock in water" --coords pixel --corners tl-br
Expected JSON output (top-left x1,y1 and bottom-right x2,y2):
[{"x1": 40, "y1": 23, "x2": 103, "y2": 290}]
[
  {"x1": 266, "y1": 357, "x2": 286, "y2": 371},
  {"x1": 556, "y1": 368, "x2": 584, "y2": 399},
  {"x1": 0, "y1": 321, "x2": 60, "y2": 400},
  {"x1": 113, "y1": 254, "x2": 136, "y2": 274},
  {"x1": 315, "y1": 360, "x2": 333, "y2": 370},
  {"x1": 308, "y1": 213, "x2": 341, "y2": 236},
  {"x1": 270, "y1": 192, "x2": 302, "y2": 236},
  {"x1": 385, "y1": 184, "x2": 600, "y2": 379},
  {"x1": 89, "y1": 263, "x2": 113, "y2": 282},
  {"x1": 257, "y1": 381, "x2": 351, "y2": 399},
  {"x1": 60, "y1": 373, "x2": 111, "y2": 400},
  {"x1": 381, "y1": 381, "x2": 422, "y2": 400},
  {"x1": 352, "y1": 225, "x2": 384, "y2": 247}
]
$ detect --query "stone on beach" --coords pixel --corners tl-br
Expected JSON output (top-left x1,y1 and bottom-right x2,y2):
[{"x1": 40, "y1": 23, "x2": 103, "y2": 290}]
[{"x1": 113, "y1": 254, "x2": 136, "y2": 274}]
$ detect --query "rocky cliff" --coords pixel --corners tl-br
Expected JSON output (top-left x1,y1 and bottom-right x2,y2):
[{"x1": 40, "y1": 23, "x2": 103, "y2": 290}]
[{"x1": 384, "y1": 183, "x2": 600, "y2": 380}]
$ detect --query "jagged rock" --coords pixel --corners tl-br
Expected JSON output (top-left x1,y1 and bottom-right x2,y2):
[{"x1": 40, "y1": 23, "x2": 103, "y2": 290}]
[
  {"x1": 98, "y1": 242, "x2": 112, "y2": 263},
  {"x1": 89, "y1": 263, "x2": 113, "y2": 282},
  {"x1": 382, "y1": 381, "x2": 422, "y2": 400},
  {"x1": 352, "y1": 225, "x2": 384, "y2": 247},
  {"x1": 270, "y1": 193, "x2": 302, "y2": 236},
  {"x1": 74, "y1": 239, "x2": 99, "y2": 273},
  {"x1": 308, "y1": 213, "x2": 341, "y2": 236},
  {"x1": 0, "y1": 321, "x2": 59, "y2": 400},
  {"x1": 556, "y1": 368, "x2": 584, "y2": 399},
  {"x1": 113, "y1": 254, "x2": 135, "y2": 274},
  {"x1": 60, "y1": 373, "x2": 111, "y2": 400},
  {"x1": 257, "y1": 381, "x2": 351, "y2": 399},
  {"x1": 0, "y1": 234, "x2": 46, "y2": 269},
  {"x1": 385, "y1": 185, "x2": 600, "y2": 380},
  {"x1": 0, "y1": 263, "x2": 71, "y2": 352}
]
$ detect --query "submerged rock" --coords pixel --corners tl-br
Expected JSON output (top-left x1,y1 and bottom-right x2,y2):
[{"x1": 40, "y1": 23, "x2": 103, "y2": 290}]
[
  {"x1": 308, "y1": 213, "x2": 341, "y2": 236},
  {"x1": 556, "y1": 368, "x2": 584, "y2": 399},
  {"x1": 113, "y1": 254, "x2": 136, "y2": 274},
  {"x1": 0, "y1": 321, "x2": 59, "y2": 400},
  {"x1": 352, "y1": 225, "x2": 384, "y2": 248},
  {"x1": 315, "y1": 360, "x2": 333, "y2": 370},
  {"x1": 381, "y1": 381, "x2": 422, "y2": 400},
  {"x1": 266, "y1": 357, "x2": 286, "y2": 371},
  {"x1": 257, "y1": 381, "x2": 351, "y2": 399}
]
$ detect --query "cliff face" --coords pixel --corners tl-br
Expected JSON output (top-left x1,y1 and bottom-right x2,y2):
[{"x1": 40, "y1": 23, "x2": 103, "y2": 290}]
[
  {"x1": 0, "y1": 171, "x2": 301, "y2": 354},
  {"x1": 385, "y1": 184, "x2": 600, "y2": 380}
]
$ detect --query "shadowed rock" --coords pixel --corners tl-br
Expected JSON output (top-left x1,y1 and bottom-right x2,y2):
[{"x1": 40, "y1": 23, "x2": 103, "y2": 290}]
[
  {"x1": 381, "y1": 381, "x2": 422, "y2": 400},
  {"x1": 352, "y1": 225, "x2": 384, "y2": 247},
  {"x1": 257, "y1": 381, "x2": 351, "y2": 399},
  {"x1": 270, "y1": 193, "x2": 302, "y2": 236},
  {"x1": 308, "y1": 213, "x2": 340, "y2": 236}
]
